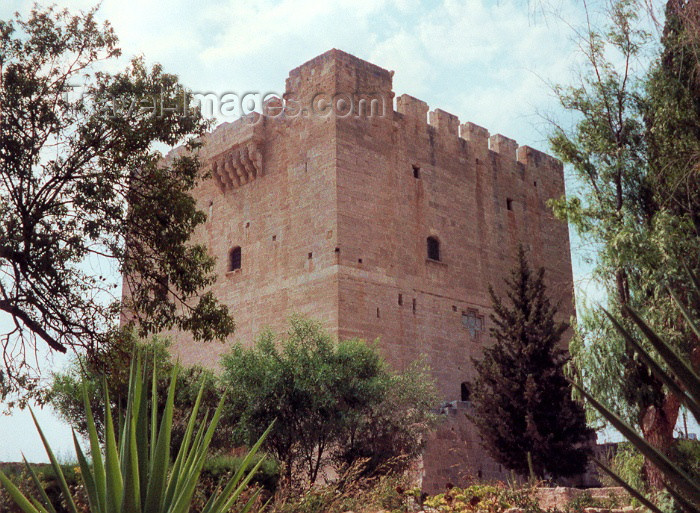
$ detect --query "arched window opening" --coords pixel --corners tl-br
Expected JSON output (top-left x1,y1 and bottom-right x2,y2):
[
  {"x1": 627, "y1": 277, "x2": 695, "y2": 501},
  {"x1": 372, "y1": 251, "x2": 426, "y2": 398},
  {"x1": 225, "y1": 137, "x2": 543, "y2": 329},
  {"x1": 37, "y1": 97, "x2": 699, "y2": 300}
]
[
  {"x1": 461, "y1": 382, "x2": 471, "y2": 402},
  {"x1": 228, "y1": 246, "x2": 242, "y2": 271},
  {"x1": 427, "y1": 236, "x2": 440, "y2": 261}
]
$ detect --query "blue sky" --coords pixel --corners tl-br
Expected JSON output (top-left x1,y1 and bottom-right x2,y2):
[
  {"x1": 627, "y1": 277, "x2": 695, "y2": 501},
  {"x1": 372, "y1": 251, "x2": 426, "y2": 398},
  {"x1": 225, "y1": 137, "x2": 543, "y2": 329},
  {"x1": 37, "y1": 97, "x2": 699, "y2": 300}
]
[{"x1": 0, "y1": 0, "x2": 676, "y2": 461}]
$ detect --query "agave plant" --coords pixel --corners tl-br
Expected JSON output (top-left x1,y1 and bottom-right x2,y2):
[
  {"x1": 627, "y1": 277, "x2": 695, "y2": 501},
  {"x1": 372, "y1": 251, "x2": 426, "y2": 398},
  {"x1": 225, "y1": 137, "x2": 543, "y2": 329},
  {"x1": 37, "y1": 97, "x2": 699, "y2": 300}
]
[
  {"x1": 572, "y1": 269, "x2": 700, "y2": 513},
  {"x1": 0, "y1": 352, "x2": 272, "y2": 513}
]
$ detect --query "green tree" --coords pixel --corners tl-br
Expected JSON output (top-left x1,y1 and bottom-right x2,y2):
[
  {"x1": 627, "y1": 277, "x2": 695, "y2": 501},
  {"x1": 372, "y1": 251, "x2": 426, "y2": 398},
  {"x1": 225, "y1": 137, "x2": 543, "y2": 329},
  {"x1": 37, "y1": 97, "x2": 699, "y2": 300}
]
[
  {"x1": 549, "y1": 0, "x2": 700, "y2": 489},
  {"x1": 220, "y1": 316, "x2": 438, "y2": 486},
  {"x1": 333, "y1": 357, "x2": 439, "y2": 476},
  {"x1": 470, "y1": 246, "x2": 594, "y2": 480},
  {"x1": 49, "y1": 332, "x2": 231, "y2": 454},
  {"x1": 0, "y1": 5, "x2": 233, "y2": 405}
]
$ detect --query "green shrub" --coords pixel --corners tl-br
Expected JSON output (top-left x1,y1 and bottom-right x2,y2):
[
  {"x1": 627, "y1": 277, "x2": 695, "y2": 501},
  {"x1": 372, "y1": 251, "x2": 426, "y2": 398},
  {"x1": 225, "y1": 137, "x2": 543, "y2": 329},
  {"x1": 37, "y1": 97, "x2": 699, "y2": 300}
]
[
  {"x1": 671, "y1": 439, "x2": 700, "y2": 483},
  {"x1": 49, "y1": 333, "x2": 230, "y2": 455},
  {"x1": 563, "y1": 490, "x2": 597, "y2": 513},
  {"x1": 269, "y1": 465, "x2": 414, "y2": 513},
  {"x1": 600, "y1": 443, "x2": 647, "y2": 495},
  {"x1": 0, "y1": 463, "x2": 89, "y2": 513},
  {"x1": 424, "y1": 484, "x2": 543, "y2": 513},
  {"x1": 0, "y1": 352, "x2": 270, "y2": 513},
  {"x1": 0, "y1": 468, "x2": 39, "y2": 513},
  {"x1": 221, "y1": 316, "x2": 438, "y2": 486},
  {"x1": 202, "y1": 454, "x2": 280, "y2": 493}
]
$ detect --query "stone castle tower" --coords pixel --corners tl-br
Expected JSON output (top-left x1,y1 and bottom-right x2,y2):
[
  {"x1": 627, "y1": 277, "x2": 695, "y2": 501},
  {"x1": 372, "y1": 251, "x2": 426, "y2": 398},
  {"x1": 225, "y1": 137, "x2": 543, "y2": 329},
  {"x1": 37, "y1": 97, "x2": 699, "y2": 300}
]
[{"x1": 162, "y1": 49, "x2": 575, "y2": 490}]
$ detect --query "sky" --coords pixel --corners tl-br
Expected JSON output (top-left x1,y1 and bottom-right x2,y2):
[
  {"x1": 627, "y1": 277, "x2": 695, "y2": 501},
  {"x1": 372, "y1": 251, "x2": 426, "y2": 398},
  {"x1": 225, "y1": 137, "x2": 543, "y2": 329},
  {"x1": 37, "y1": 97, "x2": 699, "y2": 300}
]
[{"x1": 0, "y1": 0, "x2": 681, "y2": 462}]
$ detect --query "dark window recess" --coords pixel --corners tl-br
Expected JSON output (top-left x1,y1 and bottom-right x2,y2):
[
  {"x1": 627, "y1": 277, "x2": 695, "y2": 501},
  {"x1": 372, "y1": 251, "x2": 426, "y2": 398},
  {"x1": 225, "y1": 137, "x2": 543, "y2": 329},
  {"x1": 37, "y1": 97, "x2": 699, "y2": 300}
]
[
  {"x1": 228, "y1": 246, "x2": 242, "y2": 271},
  {"x1": 412, "y1": 165, "x2": 420, "y2": 178},
  {"x1": 427, "y1": 236, "x2": 440, "y2": 261},
  {"x1": 272, "y1": 235, "x2": 277, "y2": 241},
  {"x1": 398, "y1": 294, "x2": 403, "y2": 306},
  {"x1": 461, "y1": 382, "x2": 471, "y2": 402},
  {"x1": 477, "y1": 470, "x2": 483, "y2": 479},
  {"x1": 376, "y1": 307, "x2": 380, "y2": 318},
  {"x1": 334, "y1": 247, "x2": 340, "y2": 253},
  {"x1": 412, "y1": 298, "x2": 417, "y2": 313},
  {"x1": 358, "y1": 258, "x2": 363, "y2": 264},
  {"x1": 308, "y1": 252, "x2": 313, "y2": 259},
  {"x1": 533, "y1": 181, "x2": 537, "y2": 187},
  {"x1": 452, "y1": 305, "x2": 457, "y2": 312},
  {"x1": 506, "y1": 198, "x2": 513, "y2": 210}
]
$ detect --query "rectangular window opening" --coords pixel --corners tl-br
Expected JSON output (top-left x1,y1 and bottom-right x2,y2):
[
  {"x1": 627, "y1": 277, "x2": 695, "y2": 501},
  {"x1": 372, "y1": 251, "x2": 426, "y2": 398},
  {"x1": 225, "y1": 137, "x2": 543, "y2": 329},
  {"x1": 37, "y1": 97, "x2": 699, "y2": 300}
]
[
  {"x1": 398, "y1": 294, "x2": 403, "y2": 306},
  {"x1": 412, "y1": 298, "x2": 417, "y2": 314},
  {"x1": 412, "y1": 165, "x2": 420, "y2": 179},
  {"x1": 506, "y1": 198, "x2": 513, "y2": 211}
]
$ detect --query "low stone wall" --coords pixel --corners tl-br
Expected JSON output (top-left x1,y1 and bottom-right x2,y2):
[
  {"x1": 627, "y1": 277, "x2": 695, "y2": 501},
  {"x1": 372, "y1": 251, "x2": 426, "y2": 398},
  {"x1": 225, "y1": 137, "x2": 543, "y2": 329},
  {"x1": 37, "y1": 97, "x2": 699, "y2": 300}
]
[{"x1": 421, "y1": 402, "x2": 604, "y2": 493}]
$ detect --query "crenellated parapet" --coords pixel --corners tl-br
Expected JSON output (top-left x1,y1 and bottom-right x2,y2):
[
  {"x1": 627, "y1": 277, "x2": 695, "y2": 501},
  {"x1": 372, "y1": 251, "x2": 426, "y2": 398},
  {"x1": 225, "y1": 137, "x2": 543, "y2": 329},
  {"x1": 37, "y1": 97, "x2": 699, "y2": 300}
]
[
  {"x1": 394, "y1": 94, "x2": 562, "y2": 177},
  {"x1": 173, "y1": 49, "x2": 562, "y2": 195}
]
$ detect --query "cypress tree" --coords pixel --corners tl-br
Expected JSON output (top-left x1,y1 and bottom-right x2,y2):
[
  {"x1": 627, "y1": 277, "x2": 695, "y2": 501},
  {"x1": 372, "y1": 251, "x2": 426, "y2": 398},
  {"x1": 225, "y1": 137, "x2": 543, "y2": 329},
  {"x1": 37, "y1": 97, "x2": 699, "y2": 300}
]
[{"x1": 470, "y1": 246, "x2": 594, "y2": 479}]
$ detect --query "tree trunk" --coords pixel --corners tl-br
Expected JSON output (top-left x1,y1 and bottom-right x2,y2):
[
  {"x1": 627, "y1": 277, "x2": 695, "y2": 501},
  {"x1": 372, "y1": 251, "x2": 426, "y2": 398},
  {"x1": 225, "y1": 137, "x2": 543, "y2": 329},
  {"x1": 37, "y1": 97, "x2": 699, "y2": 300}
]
[{"x1": 639, "y1": 392, "x2": 680, "y2": 490}]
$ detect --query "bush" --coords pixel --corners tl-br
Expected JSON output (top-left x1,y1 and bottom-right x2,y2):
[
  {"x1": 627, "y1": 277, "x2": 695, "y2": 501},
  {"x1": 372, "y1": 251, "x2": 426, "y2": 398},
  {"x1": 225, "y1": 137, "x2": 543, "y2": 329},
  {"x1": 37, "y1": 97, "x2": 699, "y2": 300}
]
[
  {"x1": 202, "y1": 454, "x2": 280, "y2": 493},
  {"x1": 600, "y1": 443, "x2": 646, "y2": 494},
  {"x1": 0, "y1": 463, "x2": 88, "y2": 513},
  {"x1": 671, "y1": 439, "x2": 700, "y2": 484},
  {"x1": 187, "y1": 455, "x2": 279, "y2": 513},
  {"x1": 220, "y1": 316, "x2": 438, "y2": 486},
  {"x1": 49, "y1": 332, "x2": 230, "y2": 453},
  {"x1": 0, "y1": 352, "x2": 268, "y2": 513},
  {"x1": 269, "y1": 464, "x2": 416, "y2": 513}
]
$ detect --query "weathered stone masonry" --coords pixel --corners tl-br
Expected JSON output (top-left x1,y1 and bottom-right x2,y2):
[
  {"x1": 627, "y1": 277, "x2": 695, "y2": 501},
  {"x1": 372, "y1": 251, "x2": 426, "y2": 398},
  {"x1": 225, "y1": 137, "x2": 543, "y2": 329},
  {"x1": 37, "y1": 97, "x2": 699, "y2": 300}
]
[{"x1": 158, "y1": 49, "x2": 575, "y2": 491}]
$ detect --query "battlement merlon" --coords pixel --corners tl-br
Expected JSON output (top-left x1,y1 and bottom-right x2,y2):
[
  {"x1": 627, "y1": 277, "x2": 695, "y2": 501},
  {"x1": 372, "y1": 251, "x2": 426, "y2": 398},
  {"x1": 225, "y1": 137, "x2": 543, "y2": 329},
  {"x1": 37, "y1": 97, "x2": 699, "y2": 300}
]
[
  {"x1": 517, "y1": 145, "x2": 563, "y2": 172},
  {"x1": 429, "y1": 109, "x2": 460, "y2": 136},
  {"x1": 396, "y1": 94, "x2": 429, "y2": 121}
]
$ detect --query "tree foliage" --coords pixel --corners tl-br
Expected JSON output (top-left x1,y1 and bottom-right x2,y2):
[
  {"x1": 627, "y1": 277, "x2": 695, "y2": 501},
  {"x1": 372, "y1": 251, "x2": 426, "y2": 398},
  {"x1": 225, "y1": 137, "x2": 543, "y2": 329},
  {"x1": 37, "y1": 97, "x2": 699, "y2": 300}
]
[
  {"x1": 549, "y1": 0, "x2": 700, "y2": 489},
  {"x1": 220, "y1": 316, "x2": 439, "y2": 486},
  {"x1": 49, "y1": 332, "x2": 230, "y2": 454},
  {"x1": 470, "y1": 247, "x2": 594, "y2": 480},
  {"x1": 0, "y1": 6, "x2": 234, "y2": 403}
]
